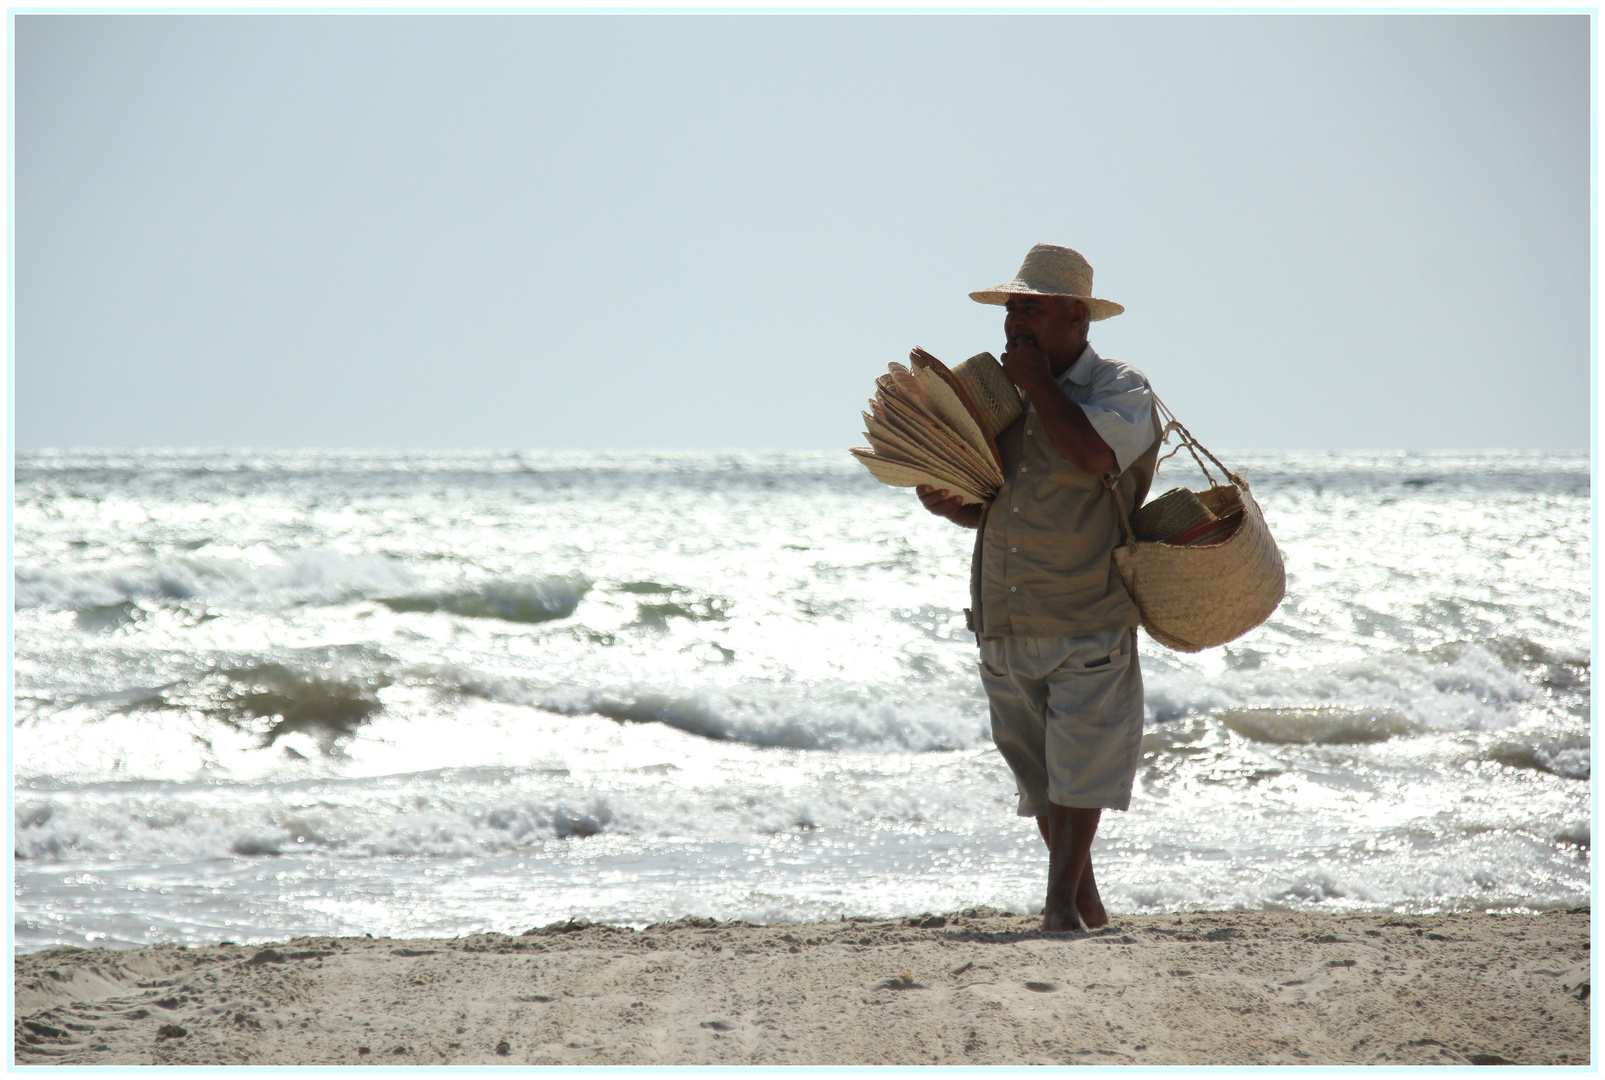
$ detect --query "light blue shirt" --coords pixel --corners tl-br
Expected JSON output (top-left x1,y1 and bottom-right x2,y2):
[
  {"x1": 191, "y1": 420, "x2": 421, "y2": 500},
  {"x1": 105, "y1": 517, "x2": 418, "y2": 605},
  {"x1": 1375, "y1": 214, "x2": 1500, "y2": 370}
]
[{"x1": 1024, "y1": 344, "x2": 1157, "y2": 475}]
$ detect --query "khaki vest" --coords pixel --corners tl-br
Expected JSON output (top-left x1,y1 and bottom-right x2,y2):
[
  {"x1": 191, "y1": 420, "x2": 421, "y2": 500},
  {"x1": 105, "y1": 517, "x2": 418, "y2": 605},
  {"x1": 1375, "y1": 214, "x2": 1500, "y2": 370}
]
[{"x1": 969, "y1": 400, "x2": 1161, "y2": 639}]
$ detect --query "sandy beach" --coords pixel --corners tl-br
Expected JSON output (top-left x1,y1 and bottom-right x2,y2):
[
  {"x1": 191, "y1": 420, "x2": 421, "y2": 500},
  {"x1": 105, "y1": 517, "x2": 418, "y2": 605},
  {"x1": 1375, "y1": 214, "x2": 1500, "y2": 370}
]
[{"x1": 14, "y1": 907, "x2": 1589, "y2": 1067}]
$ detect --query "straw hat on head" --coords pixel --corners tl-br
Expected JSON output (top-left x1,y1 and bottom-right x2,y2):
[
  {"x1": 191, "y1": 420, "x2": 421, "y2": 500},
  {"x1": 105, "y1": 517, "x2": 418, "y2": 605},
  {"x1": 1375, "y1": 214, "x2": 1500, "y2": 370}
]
[{"x1": 969, "y1": 243, "x2": 1125, "y2": 321}]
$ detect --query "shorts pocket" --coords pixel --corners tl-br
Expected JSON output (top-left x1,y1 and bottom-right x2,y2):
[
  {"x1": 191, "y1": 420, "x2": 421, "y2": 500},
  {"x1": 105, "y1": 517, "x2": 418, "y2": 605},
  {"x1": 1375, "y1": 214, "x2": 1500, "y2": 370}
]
[{"x1": 1054, "y1": 632, "x2": 1132, "y2": 676}]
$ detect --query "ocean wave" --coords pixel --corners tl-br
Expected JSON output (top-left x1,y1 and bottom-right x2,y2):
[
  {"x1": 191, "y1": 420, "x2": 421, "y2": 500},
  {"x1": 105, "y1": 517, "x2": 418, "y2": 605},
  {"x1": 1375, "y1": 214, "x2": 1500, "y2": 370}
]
[
  {"x1": 31, "y1": 626, "x2": 1580, "y2": 767},
  {"x1": 72, "y1": 646, "x2": 398, "y2": 751},
  {"x1": 437, "y1": 669, "x2": 989, "y2": 754},
  {"x1": 13, "y1": 549, "x2": 417, "y2": 612},
  {"x1": 1486, "y1": 738, "x2": 1592, "y2": 780},
  {"x1": 377, "y1": 575, "x2": 590, "y2": 624},
  {"x1": 1145, "y1": 630, "x2": 1580, "y2": 738},
  {"x1": 14, "y1": 553, "x2": 591, "y2": 629},
  {"x1": 1214, "y1": 707, "x2": 1420, "y2": 745},
  {"x1": 195, "y1": 661, "x2": 388, "y2": 747},
  {"x1": 11, "y1": 717, "x2": 1009, "y2": 866},
  {"x1": 13, "y1": 787, "x2": 631, "y2": 863},
  {"x1": 24, "y1": 639, "x2": 989, "y2": 765},
  {"x1": 13, "y1": 733, "x2": 974, "y2": 861}
]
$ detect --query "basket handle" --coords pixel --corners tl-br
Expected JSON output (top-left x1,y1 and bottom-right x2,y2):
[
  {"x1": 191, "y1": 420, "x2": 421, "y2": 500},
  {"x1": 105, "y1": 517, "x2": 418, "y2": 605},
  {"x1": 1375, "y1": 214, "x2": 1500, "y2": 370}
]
[
  {"x1": 1102, "y1": 473, "x2": 1137, "y2": 544},
  {"x1": 1106, "y1": 388, "x2": 1244, "y2": 545},
  {"x1": 1151, "y1": 391, "x2": 1237, "y2": 490}
]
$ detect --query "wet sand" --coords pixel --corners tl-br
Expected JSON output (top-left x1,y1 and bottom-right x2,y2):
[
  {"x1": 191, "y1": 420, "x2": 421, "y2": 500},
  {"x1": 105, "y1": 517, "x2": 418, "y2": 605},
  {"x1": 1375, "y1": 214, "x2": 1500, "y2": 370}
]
[{"x1": 14, "y1": 908, "x2": 1590, "y2": 1067}]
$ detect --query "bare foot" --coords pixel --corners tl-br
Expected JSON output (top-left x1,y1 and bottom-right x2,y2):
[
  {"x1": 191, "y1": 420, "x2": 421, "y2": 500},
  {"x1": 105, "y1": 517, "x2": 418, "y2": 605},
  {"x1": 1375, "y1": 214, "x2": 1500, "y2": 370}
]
[
  {"x1": 1076, "y1": 865, "x2": 1109, "y2": 929},
  {"x1": 1037, "y1": 805, "x2": 1104, "y2": 933},
  {"x1": 1041, "y1": 904, "x2": 1087, "y2": 933}
]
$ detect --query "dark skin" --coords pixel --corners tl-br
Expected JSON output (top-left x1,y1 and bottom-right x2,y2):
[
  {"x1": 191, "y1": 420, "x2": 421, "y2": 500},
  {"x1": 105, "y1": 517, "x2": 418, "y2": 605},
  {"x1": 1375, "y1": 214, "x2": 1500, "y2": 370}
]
[{"x1": 916, "y1": 293, "x2": 1117, "y2": 933}]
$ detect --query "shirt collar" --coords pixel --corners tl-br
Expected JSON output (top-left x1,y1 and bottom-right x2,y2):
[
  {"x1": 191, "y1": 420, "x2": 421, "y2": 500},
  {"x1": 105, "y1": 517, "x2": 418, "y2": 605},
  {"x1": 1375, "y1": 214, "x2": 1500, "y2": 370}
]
[{"x1": 1057, "y1": 343, "x2": 1100, "y2": 387}]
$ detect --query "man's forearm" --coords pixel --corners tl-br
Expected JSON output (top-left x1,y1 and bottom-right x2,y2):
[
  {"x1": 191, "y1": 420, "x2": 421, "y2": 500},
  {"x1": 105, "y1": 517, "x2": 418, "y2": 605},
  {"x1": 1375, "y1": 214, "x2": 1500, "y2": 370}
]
[{"x1": 1017, "y1": 376, "x2": 1118, "y2": 475}]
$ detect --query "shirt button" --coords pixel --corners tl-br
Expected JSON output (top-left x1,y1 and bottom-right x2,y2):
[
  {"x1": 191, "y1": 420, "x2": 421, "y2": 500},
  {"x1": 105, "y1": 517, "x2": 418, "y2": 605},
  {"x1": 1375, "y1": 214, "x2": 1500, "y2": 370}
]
[
  {"x1": 1025, "y1": 429, "x2": 1033, "y2": 435},
  {"x1": 1010, "y1": 547, "x2": 1017, "y2": 553},
  {"x1": 1012, "y1": 507, "x2": 1019, "y2": 513},
  {"x1": 1020, "y1": 466, "x2": 1027, "y2": 472},
  {"x1": 1010, "y1": 586, "x2": 1017, "y2": 592}
]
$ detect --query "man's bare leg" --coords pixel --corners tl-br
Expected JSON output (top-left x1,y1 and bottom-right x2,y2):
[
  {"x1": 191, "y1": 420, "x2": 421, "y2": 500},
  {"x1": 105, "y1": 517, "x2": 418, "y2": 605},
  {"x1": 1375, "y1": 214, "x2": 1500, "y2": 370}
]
[
  {"x1": 1034, "y1": 813, "x2": 1108, "y2": 928},
  {"x1": 1035, "y1": 804, "x2": 1104, "y2": 932}
]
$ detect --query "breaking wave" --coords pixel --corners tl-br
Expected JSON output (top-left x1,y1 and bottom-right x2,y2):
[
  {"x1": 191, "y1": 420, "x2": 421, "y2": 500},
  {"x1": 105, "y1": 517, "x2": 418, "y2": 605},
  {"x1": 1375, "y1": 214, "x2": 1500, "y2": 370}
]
[
  {"x1": 15, "y1": 551, "x2": 590, "y2": 628},
  {"x1": 1214, "y1": 707, "x2": 1420, "y2": 745},
  {"x1": 376, "y1": 576, "x2": 589, "y2": 624},
  {"x1": 14, "y1": 548, "x2": 416, "y2": 612}
]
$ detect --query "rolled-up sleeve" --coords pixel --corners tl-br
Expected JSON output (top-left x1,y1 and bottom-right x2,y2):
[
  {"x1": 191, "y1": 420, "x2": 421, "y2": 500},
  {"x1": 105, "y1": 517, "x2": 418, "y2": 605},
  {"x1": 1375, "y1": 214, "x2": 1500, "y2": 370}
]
[{"x1": 1075, "y1": 369, "x2": 1156, "y2": 474}]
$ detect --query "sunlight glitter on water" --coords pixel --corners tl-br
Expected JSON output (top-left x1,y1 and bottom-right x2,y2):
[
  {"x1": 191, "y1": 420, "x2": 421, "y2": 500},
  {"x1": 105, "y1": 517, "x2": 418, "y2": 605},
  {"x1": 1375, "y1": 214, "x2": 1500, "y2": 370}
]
[{"x1": 12, "y1": 449, "x2": 1590, "y2": 949}]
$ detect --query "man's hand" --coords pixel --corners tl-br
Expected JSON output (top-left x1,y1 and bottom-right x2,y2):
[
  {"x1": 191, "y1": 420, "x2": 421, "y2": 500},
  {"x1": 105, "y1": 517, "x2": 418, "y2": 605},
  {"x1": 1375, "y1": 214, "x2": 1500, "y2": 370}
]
[
  {"x1": 1000, "y1": 335, "x2": 1057, "y2": 393},
  {"x1": 917, "y1": 485, "x2": 983, "y2": 529}
]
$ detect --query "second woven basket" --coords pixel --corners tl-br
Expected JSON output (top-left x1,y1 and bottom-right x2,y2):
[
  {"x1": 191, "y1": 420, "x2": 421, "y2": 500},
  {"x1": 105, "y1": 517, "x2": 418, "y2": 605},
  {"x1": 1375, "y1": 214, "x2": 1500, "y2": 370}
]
[{"x1": 1107, "y1": 398, "x2": 1286, "y2": 653}]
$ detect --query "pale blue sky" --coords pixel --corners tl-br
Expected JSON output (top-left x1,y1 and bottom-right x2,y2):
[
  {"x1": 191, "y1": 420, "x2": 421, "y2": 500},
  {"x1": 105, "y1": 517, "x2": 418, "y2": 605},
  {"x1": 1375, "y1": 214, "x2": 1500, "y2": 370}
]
[{"x1": 13, "y1": 12, "x2": 1593, "y2": 450}]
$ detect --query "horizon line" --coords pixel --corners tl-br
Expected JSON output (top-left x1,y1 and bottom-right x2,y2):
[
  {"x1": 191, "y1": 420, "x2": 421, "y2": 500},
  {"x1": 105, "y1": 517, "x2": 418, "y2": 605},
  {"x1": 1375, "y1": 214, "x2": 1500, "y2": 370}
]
[{"x1": 10, "y1": 445, "x2": 1593, "y2": 455}]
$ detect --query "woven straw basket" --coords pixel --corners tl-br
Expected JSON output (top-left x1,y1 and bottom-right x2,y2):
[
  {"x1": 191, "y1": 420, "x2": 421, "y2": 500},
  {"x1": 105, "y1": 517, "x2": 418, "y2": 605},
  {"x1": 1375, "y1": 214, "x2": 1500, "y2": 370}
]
[{"x1": 1107, "y1": 397, "x2": 1286, "y2": 653}]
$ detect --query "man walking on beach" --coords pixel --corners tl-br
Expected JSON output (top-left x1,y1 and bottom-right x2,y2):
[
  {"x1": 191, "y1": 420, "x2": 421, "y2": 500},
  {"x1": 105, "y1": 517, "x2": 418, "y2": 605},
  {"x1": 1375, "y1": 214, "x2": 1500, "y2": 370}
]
[{"x1": 917, "y1": 244, "x2": 1160, "y2": 933}]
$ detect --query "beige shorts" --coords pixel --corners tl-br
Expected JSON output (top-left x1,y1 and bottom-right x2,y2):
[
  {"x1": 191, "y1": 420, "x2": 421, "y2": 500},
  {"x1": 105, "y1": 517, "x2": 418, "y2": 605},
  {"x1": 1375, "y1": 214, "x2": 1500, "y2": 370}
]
[{"x1": 978, "y1": 627, "x2": 1144, "y2": 814}]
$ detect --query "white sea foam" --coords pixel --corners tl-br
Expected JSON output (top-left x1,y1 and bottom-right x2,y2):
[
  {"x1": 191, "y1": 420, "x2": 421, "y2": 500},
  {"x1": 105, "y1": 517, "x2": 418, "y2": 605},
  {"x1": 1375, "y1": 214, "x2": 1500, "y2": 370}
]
[{"x1": 14, "y1": 548, "x2": 420, "y2": 612}]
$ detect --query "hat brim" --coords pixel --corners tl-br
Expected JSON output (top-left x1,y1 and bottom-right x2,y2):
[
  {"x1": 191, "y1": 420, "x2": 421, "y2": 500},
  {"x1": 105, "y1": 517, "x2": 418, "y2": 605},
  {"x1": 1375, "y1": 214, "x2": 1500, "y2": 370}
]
[{"x1": 969, "y1": 284, "x2": 1124, "y2": 321}]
